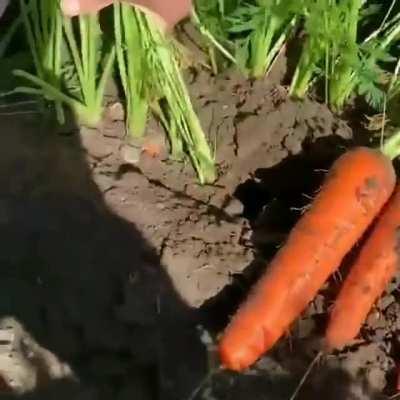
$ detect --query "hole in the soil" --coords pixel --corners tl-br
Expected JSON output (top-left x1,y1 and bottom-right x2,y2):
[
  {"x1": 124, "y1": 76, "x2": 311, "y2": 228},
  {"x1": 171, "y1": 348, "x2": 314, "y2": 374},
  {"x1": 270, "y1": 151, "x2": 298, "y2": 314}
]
[
  {"x1": 234, "y1": 179, "x2": 271, "y2": 221},
  {"x1": 201, "y1": 136, "x2": 353, "y2": 333},
  {"x1": 234, "y1": 136, "x2": 351, "y2": 229}
]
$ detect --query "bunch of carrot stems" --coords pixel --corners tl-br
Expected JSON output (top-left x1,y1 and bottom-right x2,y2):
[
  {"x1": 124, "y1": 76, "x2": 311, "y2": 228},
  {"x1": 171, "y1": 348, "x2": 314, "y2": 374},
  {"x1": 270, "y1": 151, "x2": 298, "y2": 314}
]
[
  {"x1": 194, "y1": 0, "x2": 300, "y2": 78},
  {"x1": 195, "y1": 0, "x2": 400, "y2": 112},
  {"x1": 9, "y1": 0, "x2": 400, "y2": 181},
  {"x1": 13, "y1": 0, "x2": 216, "y2": 184},
  {"x1": 15, "y1": 0, "x2": 115, "y2": 128},
  {"x1": 290, "y1": 0, "x2": 400, "y2": 111},
  {"x1": 114, "y1": 4, "x2": 216, "y2": 184}
]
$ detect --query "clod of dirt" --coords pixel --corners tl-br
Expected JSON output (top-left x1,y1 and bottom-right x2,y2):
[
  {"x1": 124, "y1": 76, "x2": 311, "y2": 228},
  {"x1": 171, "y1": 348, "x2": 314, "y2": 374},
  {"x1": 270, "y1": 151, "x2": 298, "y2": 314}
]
[
  {"x1": 80, "y1": 128, "x2": 114, "y2": 160},
  {"x1": 0, "y1": 317, "x2": 74, "y2": 395},
  {"x1": 120, "y1": 144, "x2": 142, "y2": 165},
  {"x1": 105, "y1": 102, "x2": 125, "y2": 122},
  {"x1": 338, "y1": 343, "x2": 393, "y2": 391}
]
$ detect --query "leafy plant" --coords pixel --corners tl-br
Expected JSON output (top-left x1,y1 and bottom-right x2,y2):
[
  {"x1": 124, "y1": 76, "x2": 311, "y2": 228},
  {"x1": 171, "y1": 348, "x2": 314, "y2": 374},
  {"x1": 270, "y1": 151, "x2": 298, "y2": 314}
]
[
  {"x1": 228, "y1": 0, "x2": 300, "y2": 78},
  {"x1": 194, "y1": 0, "x2": 301, "y2": 78},
  {"x1": 17, "y1": 0, "x2": 64, "y2": 122},
  {"x1": 114, "y1": 3, "x2": 216, "y2": 184},
  {"x1": 330, "y1": 2, "x2": 400, "y2": 110},
  {"x1": 15, "y1": 0, "x2": 115, "y2": 127},
  {"x1": 114, "y1": 3, "x2": 150, "y2": 138},
  {"x1": 290, "y1": 0, "x2": 399, "y2": 111},
  {"x1": 192, "y1": 0, "x2": 237, "y2": 73}
]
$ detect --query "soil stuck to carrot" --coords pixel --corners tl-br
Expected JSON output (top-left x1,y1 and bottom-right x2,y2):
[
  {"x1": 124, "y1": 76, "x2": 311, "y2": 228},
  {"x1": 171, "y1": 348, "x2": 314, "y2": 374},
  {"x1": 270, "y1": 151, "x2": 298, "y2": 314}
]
[{"x1": 0, "y1": 51, "x2": 399, "y2": 400}]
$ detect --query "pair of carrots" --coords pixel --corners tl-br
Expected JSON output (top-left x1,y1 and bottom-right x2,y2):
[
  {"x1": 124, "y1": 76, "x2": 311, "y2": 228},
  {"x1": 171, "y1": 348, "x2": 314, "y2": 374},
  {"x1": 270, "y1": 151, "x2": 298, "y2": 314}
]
[{"x1": 219, "y1": 138, "x2": 400, "y2": 371}]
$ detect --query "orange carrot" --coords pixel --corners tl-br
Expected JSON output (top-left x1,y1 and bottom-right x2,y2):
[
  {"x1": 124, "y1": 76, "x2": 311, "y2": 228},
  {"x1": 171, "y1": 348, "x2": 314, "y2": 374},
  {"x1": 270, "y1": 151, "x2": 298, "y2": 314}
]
[
  {"x1": 142, "y1": 141, "x2": 162, "y2": 158},
  {"x1": 219, "y1": 147, "x2": 396, "y2": 371},
  {"x1": 326, "y1": 184, "x2": 400, "y2": 350}
]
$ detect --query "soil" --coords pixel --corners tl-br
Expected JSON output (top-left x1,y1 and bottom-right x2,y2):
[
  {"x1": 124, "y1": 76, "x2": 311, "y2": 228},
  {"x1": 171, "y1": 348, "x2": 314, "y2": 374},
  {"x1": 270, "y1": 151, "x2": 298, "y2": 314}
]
[{"x1": 0, "y1": 31, "x2": 400, "y2": 400}]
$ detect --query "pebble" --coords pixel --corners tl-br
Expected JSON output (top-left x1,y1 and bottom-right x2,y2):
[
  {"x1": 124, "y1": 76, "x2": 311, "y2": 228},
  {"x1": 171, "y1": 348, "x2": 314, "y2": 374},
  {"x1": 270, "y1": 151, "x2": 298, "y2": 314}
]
[
  {"x1": 106, "y1": 102, "x2": 125, "y2": 122},
  {"x1": 223, "y1": 197, "x2": 244, "y2": 217},
  {"x1": 120, "y1": 144, "x2": 141, "y2": 165}
]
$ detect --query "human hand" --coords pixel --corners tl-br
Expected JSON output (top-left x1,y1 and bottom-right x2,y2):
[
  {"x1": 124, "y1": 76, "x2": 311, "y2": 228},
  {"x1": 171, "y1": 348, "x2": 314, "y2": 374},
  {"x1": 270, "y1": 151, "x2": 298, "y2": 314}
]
[
  {"x1": 61, "y1": 0, "x2": 192, "y2": 30},
  {"x1": 0, "y1": 0, "x2": 9, "y2": 19}
]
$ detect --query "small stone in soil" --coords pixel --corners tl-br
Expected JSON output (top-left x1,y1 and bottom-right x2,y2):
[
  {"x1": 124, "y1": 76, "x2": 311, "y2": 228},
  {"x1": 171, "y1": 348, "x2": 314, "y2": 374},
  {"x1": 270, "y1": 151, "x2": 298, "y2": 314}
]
[
  {"x1": 366, "y1": 309, "x2": 382, "y2": 328},
  {"x1": 106, "y1": 102, "x2": 125, "y2": 122},
  {"x1": 120, "y1": 144, "x2": 141, "y2": 165},
  {"x1": 223, "y1": 198, "x2": 244, "y2": 217}
]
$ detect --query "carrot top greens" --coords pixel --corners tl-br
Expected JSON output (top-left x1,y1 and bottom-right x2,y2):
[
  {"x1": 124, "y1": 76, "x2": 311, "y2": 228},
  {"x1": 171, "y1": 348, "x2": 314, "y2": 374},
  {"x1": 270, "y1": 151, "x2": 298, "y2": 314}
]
[
  {"x1": 194, "y1": 0, "x2": 301, "y2": 77},
  {"x1": 3, "y1": 0, "x2": 400, "y2": 182},
  {"x1": 290, "y1": 0, "x2": 400, "y2": 111},
  {"x1": 114, "y1": 3, "x2": 216, "y2": 184},
  {"x1": 14, "y1": 0, "x2": 115, "y2": 128}
]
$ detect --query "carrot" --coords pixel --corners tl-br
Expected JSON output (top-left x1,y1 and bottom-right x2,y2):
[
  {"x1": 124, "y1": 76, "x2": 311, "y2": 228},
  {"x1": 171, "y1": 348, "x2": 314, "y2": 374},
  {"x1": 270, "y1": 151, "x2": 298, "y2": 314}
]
[
  {"x1": 326, "y1": 184, "x2": 400, "y2": 350},
  {"x1": 142, "y1": 141, "x2": 162, "y2": 158},
  {"x1": 219, "y1": 147, "x2": 396, "y2": 371}
]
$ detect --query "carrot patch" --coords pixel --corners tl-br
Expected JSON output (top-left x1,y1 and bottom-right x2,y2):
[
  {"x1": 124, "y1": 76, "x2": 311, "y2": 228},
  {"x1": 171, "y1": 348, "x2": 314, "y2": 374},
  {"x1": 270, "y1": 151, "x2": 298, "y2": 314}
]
[
  {"x1": 326, "y1": 184, "x2": 400, "y2": 350},
  {"x1": 219, "y1": 147, "x2": 396, "y2": 371}
]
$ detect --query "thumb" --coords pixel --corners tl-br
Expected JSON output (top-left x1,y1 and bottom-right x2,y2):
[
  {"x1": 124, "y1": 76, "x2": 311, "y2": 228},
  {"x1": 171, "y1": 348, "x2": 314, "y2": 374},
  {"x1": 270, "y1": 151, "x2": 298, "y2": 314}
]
[
  {"x1": 61, "y1": 0, "x2": 192, "y2": 30},
  {"x1": 133, "y1": 0, "x2": 191, "y2": 29},
  {"x1": 61, "y1": 0, "x2": 113, "y2": 16}
]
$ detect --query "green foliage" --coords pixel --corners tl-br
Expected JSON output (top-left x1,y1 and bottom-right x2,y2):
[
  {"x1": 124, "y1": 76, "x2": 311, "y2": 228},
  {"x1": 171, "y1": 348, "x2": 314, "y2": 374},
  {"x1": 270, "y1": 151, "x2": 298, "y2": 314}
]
[
  {"x1": 14, "y1": 0, "x2": 115, "y2": 127},
  {"x1": 18, "y1": 0, "x2": 64, "y2": 122},
  {"x1": 228, "y1": 0, "x2": 300, "y2": 77},
  {"x1": 290, "y1": 0, "x2": 400, "y2": 111},
  {"x1": 194, "y1": 0, "x2": 300, "y2": 77},
  {"x1": 114, "y1": 4, "x2": 150, "y2": 137},
  {"x1": 114, "y1": 4, "x2": 216, "y2": 184},
  {"x1": 9, "y1": 0, "x2": 400, "y2": 180}
]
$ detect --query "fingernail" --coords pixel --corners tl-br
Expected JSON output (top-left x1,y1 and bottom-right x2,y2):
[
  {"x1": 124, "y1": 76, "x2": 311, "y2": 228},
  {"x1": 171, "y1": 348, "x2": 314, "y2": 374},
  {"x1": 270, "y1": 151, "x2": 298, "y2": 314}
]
[{"x1": 61, "y1": 0, "x2": 80, "y2": 16}]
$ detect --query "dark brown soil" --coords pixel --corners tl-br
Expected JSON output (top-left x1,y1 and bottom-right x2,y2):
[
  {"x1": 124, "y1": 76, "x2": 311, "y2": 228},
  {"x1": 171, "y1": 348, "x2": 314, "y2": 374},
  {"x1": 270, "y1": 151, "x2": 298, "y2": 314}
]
[{"x1": 0, "y1": 53, "x2": 399, "y2": 400}]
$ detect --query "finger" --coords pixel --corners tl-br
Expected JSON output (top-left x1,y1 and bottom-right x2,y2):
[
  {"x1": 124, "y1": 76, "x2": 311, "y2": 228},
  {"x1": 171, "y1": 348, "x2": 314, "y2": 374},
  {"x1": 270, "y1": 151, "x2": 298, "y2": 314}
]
[
  {"x1": 61, "y1": 0, "x2": 113, "y2": 17},
  {"x1": 132, "y1": 0, "x2": 191, "y2": 29},
  {"x1": 0, "y1": 0, "x2": 10, "y2": 19},
  {"x1": 61, "y1": 0, "x2": 192, "y2": 30}
]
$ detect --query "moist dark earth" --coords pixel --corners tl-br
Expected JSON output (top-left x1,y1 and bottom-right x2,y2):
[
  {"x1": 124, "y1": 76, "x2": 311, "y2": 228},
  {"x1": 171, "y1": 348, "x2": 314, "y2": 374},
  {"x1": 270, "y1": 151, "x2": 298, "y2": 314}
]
[{"x1": 0, "y1": 41, "x2": 399, "y2": 400}]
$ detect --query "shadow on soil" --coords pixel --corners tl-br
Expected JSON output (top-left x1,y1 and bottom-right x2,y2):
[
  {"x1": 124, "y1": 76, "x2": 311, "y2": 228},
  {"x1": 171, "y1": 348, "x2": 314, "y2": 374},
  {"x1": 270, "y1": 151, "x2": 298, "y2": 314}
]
[
  {"x1": 206, "y1": 364, "x2": 387, "y2": 400},
  {"x1": 0, "y1": 113, "x2": 207, "y2": 400},
  {"x1": 0, "y1": 112, "x2": 391, "y2": 400}
]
